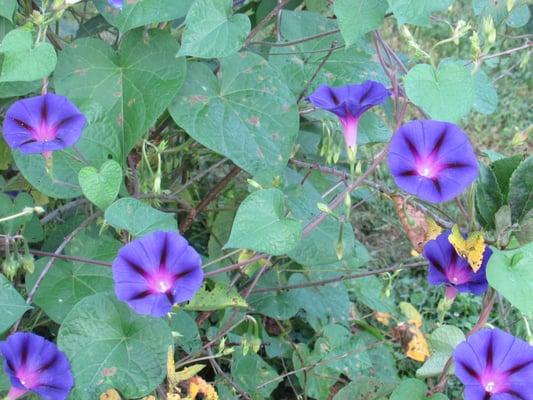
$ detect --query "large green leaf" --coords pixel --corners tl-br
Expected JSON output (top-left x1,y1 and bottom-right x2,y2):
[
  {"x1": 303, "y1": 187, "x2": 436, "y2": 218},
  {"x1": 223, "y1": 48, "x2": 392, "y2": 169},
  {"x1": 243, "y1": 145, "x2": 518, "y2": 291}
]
[
  {"x1": 225, "y1": 188, "x2": 302, "y2": 255},
  {"x1": 405, "y1": 62, "x2": 474, "y2": 122},
  {"x1": 178, "y1": 0, "x2": 250, "y2": 58},
  {"x1": 25, "y1": 228, "x2": 120, "y2": 323},
  {"x1": 0, "y1": 273, "x2": 31, "y2": 334},
  {"x1": 105, "y1": 197, "x2": 177, "y2": 237},
  {"x1": 169, "y1": 310, "x2": 202, "y2": 354},
  {"x1": 94, "y1": 0, "x2": 193, "y2": 33},
  {"x1": 269, "y1": 10, "x2": 387, "y2": 95},
  {"x1": 335, "y1": 0, "x2": 388, "y2": 46},
  {"x1": 169, "y1": 52, "x2": 299, "y2": 175},
  {"x1": 487, "y1": 243, "x2": 533, "y2": 317},
  {"x1": 509, "y1": 156, "x2": 533, "y2": 222},
  {"x1": 58, "y1": 293, "x2": 173, "y2": 399},
  {"x1": 54, "y1": 29, "x2": 186, "y2": 163},
  {"x1": 387, "y1": 0, "x2": 453, "y2": 26},
  {"x1": 0, "y1": 28, "x2": 56, "y2": 82}
]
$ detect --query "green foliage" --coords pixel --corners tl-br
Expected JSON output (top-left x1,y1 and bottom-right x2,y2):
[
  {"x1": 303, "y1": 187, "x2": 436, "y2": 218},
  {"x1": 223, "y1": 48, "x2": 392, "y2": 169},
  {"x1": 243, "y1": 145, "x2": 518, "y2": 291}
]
[
  {"x1": 405, "y1": 62, "x2": 474, "y2": 122},
  {"x1": 170, "y1": 52, "x2": 299, "y2": 175},
  {"x1": 94, "y1": 0, "x2": 193, "y2": 33},
  {"x1": 178, "y1": 0, "x2": 250, "y2": 58},
  {"x1": 0, "y1": 28, "x2": 56, "y2": 82},
  {"x1": 391, "y1": 378, "x2": 448, "y2": 399},
  {"x1": 335, "y1": 0, "x2": 388, "y2": 46},
  {"x1": 509, "y1": 156, "x2": 533, "y2": 222},
  {"x1": 54, "y1": 29, "x2": 186, "y2": 163},
  {"x1": 0, "y1": 0, "x2": 16, "y2": 22},
  {"x1": 78, "y1": 160, "x2": 122, "y2": 210},
  {"x1": 416, "y1": 325, "x2": 465, "y2": 378},
  {"x1": 225, "y1": 188, "x2": 302, "y2": 255},
  {"x1": 58, "y1": 293, "x2": 173, "y2": 399},
  {"x1": 388, "y1": 0, "x2": 453, "y2": 26},
  {"x1": 25, "y1": 227, "x2": 121, "y2": 323},
  {"x1": 0, "y1": 273, "x2": 31, "y2": 333},
  {"x1": 487, "y1": 243, "x2": 533, "y2": 318},
  {"x1": 105, "y1": 197, "x2": 177, "y2": 236}
]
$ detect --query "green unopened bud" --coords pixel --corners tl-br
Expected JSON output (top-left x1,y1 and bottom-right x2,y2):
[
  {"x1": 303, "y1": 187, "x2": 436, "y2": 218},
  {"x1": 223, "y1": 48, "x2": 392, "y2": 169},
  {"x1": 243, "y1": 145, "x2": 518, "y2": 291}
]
[
  {"x1": 483, "y1": 17, "x2": 496, "y2": 49},
  {"x1": 317, "y1": 202, "x2": 332, "y2": 214},
  {"x1": 2, "y1": 256, "x2": 19, "y2": 280},
  {"x1": 335, "y1": 223, "x2": 344, "y2": 260},
  {"x1": 21, "y1": 254, "x2": 35, "y2": 275},
  {"x1": 246, "y1": 179, "x2": 263, "y2": 190},
  {"x1": 507, "y1": 0, "x2": 516, "y2": 12},
  {"x1": 470, "y1": 31, "x2": 481, "y2": 60}
]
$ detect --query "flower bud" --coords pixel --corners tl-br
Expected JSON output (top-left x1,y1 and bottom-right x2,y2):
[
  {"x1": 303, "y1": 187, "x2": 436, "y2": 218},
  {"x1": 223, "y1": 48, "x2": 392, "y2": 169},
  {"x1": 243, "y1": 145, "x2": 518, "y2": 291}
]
[{"x1": 2, "y1": 255, "x2": 19, "y2": 280}]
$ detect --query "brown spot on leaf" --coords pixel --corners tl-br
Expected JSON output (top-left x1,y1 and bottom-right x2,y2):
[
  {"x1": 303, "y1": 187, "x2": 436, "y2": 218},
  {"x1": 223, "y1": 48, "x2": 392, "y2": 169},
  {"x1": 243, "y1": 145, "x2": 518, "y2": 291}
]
[
  {"x1": 189, "y1": 95, "x2": 209, "y2": 105},
  {"x1": 248, "y1": 116, "x2": 260, "y2": 127},
  {"x1": 74, "y1": 69, "x2": 88, "y2": 76},
  {"x1": 117, "y1": 113, "x2": 124, "y2": 127},
  {"x1": 127, "y1": 98, "x2": 136, "y2": 107},
  {"x1": 102, "y1": 367, "x2": 117, "y2": 377}
]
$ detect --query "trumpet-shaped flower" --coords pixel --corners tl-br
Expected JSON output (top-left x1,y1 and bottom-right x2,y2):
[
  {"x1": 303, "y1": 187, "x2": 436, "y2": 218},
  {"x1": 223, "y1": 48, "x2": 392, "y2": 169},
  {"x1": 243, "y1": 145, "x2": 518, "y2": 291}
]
[
  {"x1": 388, "y1": 120, "x2": 478, "y2": 203},
  {"x1": 0, "y1": 332, "x2": 73, "y2": 400},
  {"x1": 113, "y1": 231, "x2": 204, "y2": 317},
  {"x1": 307, "y1": 81, "x2": 390, "y2": 151},
  {"x1": 454, "y1": 328, "x2": 533, "y2": 400},
  {"x1": 2, "y1": 94, "x2": 86, "y2": 157},
  {"x1": 422, "y1": 230, "x2": 490, "y2": 299}
]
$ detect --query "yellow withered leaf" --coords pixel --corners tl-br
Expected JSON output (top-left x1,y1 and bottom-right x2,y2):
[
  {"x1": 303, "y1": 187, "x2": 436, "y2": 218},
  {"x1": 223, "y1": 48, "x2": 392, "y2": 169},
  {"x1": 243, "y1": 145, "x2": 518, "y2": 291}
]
[
  {"x1": 189, "y1": 376, "x2": 219, "y2": 400},
  {"x1": 448, "y1": 224, "x2": 485, "y2": 272},
  {"x1": 100, "y1": 389, "x2": 121, "y2": 400},
  {"x1": 374, "y1": 311, "x2": 392, "y2": 326},
  {"x1": 426, "y1": 217, "x2": 442, "y2": 242},
  {"x1": 399, "y1": 302, "x2": 423, "y2": 327},
  {"x1": 392, "y1": 321, "x2": 430, "y2": 363}
]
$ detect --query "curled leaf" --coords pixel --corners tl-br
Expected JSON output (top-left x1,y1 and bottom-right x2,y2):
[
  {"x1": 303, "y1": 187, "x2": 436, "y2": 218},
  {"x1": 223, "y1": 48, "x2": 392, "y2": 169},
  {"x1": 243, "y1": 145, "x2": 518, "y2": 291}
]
[{"x1": 189, "y1": 376, "x2": 219, "y2": 400}]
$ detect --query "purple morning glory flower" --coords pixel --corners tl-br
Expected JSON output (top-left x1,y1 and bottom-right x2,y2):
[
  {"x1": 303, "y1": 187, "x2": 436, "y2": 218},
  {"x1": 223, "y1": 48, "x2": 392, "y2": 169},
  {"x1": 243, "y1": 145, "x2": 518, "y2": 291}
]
[
  {"x1": 307, "y1": 81, "x2": 391, "y2": 151},
  {"x1": 0, "y1": 332, "x2": 74, "y2": 400},
  {"x1": 2, "y1": 93, "x2": 86, "y2": 158},
  {"x1": 107, "y1": 0, "x2": 123, "y2": 9},
  {"x1": 112, "y1": 231, "x2": 204, "y2": 317},
  {"x1": 454, "y1": 328, "x2": 533, "y2": 399},
  {"x1": 388, "y1": 120, "x2": 478, "y2": 203},
  {"x1": 422, "y1": 230, "x2": 490, "y2": 300}
]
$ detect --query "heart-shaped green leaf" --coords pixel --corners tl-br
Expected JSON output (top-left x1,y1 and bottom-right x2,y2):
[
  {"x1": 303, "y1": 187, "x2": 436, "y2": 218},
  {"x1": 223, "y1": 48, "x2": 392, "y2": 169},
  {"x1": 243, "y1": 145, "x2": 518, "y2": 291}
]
[
  {"x1": 54, "y1": 29, "x2": 186, "y2": 163},
  {"x1": 170, "y1": 52, "x2": 299, "y2": 176},
  {"x1": 0, "y1": 0, "x2": 16, "y2": 22},
  {"x1": 0, "y1": 28, "x2": 57, "y2": 82},
  {"x1": 58, "y1": 293, "x2": 173, "y2": 400},
  {"x1": 405, "y1": 62, "x2": 474, "y2": 122},
  {"x1": 178, "y1": 0, "x2": 251, "y2": 58},
  {"x1": 225, "y1": 188, "x2": 302, "y2": 255},
  {"x1": 78, "y1": 160, "x2": 122, "y2": 210}
]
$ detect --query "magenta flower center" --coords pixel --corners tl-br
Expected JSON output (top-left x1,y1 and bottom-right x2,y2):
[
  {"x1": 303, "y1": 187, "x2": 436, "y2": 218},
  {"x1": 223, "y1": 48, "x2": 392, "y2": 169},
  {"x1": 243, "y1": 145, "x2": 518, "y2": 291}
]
[
  {"x1": 445, "y1": 262, "x2": 471, "y2": 285},
  {"x1": 480, "y1": 369, "x2": 508, "y2": 394},
  {"x1": 148, "y1": 268, "x2": 176, "y2": 294},
  {"x1": 34, "y1": 121, "x2": 57, "y2": 142},
  {"x1": 15, "y1": 367, "x2": 39, "y2": 390}
]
